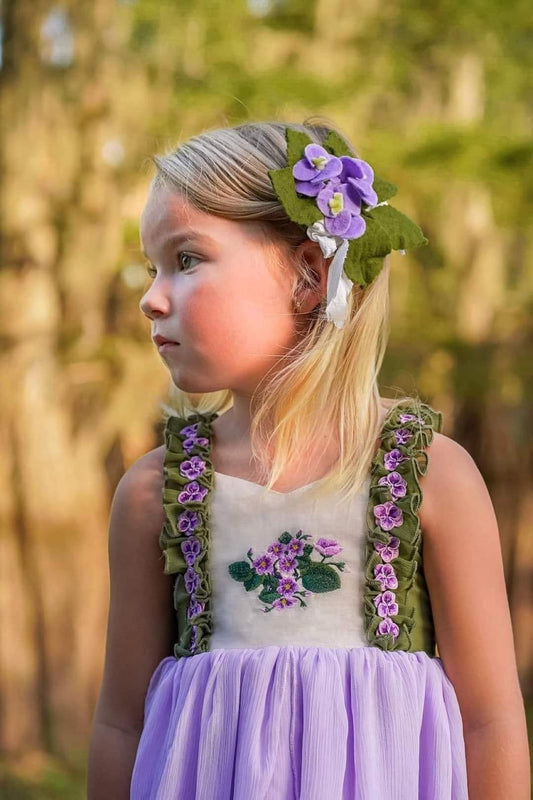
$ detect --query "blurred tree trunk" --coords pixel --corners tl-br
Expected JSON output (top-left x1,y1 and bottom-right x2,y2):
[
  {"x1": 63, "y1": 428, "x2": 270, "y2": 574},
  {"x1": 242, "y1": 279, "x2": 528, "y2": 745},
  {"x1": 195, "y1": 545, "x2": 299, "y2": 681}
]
[{"x1": 0, "y1": 0, "x2": 165, "y2": 755}]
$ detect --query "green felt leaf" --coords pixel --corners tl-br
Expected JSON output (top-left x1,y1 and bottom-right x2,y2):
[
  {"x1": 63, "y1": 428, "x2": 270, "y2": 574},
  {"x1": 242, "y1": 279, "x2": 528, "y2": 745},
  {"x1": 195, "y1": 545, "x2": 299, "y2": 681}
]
[
  {"x1": 268, "y1": 167, "x2": 322, "y2": 226},
  {"x1": 372, "y1": 175, "x2": 398, "y2": 203},
  {"x1": 286, "y1": 127, "x2": 314, "y2": 165},
  {"x1": 343, "y1": 215, "x2": 393, "y2": 287},
  {"x1": 322, "y1": 130, "x2": 355, "y2": 158},
  {"x1": 367, "y1": 204, "x2": 429, "y2": 250}
]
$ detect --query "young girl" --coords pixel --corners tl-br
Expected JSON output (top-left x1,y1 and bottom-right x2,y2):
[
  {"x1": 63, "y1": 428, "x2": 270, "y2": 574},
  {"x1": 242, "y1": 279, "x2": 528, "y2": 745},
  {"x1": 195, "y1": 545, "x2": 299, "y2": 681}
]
[{"x1": 87, "y1": 120, "x2": 530, "y2": 799}]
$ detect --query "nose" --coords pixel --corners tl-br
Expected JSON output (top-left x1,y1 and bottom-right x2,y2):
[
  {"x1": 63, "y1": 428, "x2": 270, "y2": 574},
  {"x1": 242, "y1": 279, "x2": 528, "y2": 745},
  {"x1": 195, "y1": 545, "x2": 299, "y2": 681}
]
[{"x1": 139, "y1": 280, "x2": 171, "y2": 319}]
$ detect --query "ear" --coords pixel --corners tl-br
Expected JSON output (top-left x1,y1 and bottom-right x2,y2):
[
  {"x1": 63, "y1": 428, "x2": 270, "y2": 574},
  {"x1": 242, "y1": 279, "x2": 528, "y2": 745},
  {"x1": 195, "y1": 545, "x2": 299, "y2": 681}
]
[{"x1": 293, "y1": 238, "x2": 329, "y2": 314}]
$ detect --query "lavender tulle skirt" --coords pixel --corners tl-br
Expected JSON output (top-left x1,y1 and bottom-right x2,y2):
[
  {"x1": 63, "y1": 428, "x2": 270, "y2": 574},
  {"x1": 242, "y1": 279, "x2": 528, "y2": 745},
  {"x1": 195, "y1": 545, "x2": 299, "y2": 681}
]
[{"x1": 130, "y1": 645, "x2": 468, "y2": 800}]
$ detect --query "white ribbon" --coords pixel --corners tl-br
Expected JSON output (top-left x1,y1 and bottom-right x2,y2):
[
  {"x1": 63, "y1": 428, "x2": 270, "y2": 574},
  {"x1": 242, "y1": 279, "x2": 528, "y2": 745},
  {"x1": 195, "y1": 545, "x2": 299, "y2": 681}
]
[
  {"x1": 306, "y1": 220, "x2": 352, "y2": 329},
  {"x1": 306, "y1": 202, "x2": 405, "y2": 329}
]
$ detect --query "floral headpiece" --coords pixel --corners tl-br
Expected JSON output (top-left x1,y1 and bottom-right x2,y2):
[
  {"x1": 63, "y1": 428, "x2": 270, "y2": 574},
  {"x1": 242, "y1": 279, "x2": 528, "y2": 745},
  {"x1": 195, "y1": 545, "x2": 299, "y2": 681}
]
[{"x1": 268, "y1": 128, "x2": 428, "y2": 329}]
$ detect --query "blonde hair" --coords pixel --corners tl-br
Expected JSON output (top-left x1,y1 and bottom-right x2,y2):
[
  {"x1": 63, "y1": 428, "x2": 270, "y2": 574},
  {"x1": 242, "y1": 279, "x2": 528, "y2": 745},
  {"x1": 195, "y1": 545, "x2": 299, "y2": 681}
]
[{"x1": 148, "y1": 118, "x2": 422, "y2": 502}]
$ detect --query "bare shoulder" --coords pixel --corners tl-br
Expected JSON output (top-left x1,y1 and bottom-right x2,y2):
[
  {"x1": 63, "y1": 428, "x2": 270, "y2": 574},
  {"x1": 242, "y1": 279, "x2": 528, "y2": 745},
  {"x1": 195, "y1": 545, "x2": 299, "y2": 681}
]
[
  {"x1": 116, "y1": 444, "x2": 166, "y2": 508},
  {"x1": 93, "y1": 443, "x2": 175, "y2": 735},
  {"x1": 417, "y1": 430, "x2": 525, "y2": 732},
  {"x1": 418, "y1": 430, "x2": 485, "y2": 530}
]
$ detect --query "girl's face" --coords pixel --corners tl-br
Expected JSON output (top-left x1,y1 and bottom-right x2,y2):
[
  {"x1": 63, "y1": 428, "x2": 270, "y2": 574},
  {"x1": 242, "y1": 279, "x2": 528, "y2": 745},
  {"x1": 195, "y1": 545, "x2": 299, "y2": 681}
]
[{"x1": 139, "y1": 184, "x2": 300, "y2": 396}]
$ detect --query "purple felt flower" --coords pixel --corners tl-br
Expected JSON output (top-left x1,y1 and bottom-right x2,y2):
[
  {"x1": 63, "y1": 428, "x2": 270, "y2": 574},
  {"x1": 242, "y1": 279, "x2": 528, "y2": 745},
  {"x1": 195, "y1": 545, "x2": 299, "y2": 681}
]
[
  {"x1": 180, "y1": 456, "x2": 206, "y2": 480},
  {"x1": 284, "y1": 537, "x2": 305, "y2": 557},
  {"x1": 277, "y1": 553, "x2": 297, "y2": 574},
  {"x1": 181, "y1": 536, "x2": 201, "y2": 566},
  {"x1": 277, "y1": 575, "x2": 298, "y2": 596},
  {"x1": 374, "y1": 535, "x2": 400, "y2": 563},
  {"x1": 314, "y1": 537, "x2": 343, "y2": 557},
  {"x1": 377, "y1": 617, "x2": 400, "y2": 638},
  {"x1": 399, "y1": 413, "x2": 425, "y2": 425},
  {"x1": 316, "y1": 182, "x2": 366, "y2": 238},
  {"x1": 189, "y1": 624, "x2": 198, "y2": 652},
  {"x1": 394, "y1": 428, "x2": 413, "y2": 445},
  {"x1": 374, "y1": 589, "x2": 399, "y2": 617},
  {"x1": 383, "y1": 448, "x2": 407, "y2": 471},
  {"x1": 374, "y1": 500, "x2": 403, "y2": 531},
  {"x1": 182, "y1": 435, "x2": 210, "y2": 454},
  {"x1": 273, "y1": 595, "x2": 298, "y2": 610},
  {"x1": 253, "y1": 552, "x2": 275, "y2": 575},
  {"x1": 292, "y1": 144, "x2": 343, "y2": 197},
  {"x1": 374, "y1": 563, "x2": 399, "y2": 591},
  {"x1": 184, "y1": 566, "x2": 200, "y2": 594},
  {"x1": 177, "y1": 481, "x2": 208, "y2": 504},
  {"x1": 178, "y1": 509, "x2": 200, "y2": 535},
  {"x1": 378, "y1": 471, "x2": 407, "y2": 500},
  {"x1": 187, "y1": 597, "x2": 205, "y2": 620},
  {"x1": 338, "y1": 156, "x2": 378, "y2": 207},
  {"x1": 180, "y1": 423, "x2": 199, "y2": 438}
]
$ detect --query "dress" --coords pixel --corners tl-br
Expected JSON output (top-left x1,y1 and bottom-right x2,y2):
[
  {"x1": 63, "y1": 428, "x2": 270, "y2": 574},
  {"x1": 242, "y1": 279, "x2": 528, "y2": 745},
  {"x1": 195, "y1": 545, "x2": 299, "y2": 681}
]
[{"x1": 130, "y1": 401, "x2": 469, "y2": 800}]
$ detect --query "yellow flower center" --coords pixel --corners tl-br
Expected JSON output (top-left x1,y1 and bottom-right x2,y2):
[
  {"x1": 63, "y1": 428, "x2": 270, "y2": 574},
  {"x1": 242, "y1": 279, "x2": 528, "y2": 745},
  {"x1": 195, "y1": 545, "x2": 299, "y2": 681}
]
[
  {"x1": 311, "y1": 155, "x2": 328, "y2": 170},
  {"x1": 328, "y1": 192, "x2": 344, "y2": 215}
]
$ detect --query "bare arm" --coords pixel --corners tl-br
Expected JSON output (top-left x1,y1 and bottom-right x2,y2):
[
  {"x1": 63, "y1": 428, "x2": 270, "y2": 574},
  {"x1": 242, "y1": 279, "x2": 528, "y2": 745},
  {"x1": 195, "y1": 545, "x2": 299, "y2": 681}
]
[
  {"x1": 420, "y1": 432, "x2": 531, "y2": 800},
  {"x1": 87, "y1": 445, "x2": 177, "y2": 800}
]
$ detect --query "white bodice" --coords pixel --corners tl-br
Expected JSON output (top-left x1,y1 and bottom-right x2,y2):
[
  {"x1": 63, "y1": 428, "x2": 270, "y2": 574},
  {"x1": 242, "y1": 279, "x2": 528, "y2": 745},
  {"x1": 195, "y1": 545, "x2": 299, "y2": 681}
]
[{"x1": 209, "y1": 471, "x2": 372, "y2": 651}]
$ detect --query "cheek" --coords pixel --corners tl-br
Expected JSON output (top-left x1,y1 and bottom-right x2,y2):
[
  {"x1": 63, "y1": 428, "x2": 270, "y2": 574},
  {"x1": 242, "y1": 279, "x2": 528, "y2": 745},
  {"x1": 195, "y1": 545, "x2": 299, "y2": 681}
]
[{"x1": 182, "y1": 273, "x2": 296, "y2": 361}]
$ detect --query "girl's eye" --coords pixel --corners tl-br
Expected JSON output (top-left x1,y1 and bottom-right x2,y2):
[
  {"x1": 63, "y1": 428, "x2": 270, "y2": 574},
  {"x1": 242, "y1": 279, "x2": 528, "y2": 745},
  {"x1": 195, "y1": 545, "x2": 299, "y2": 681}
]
[
  {"x1": 144, "y1": 252, "x2": 200, "y2": 279},
  {"x1": 177, "y1": 252, "x2": 201, "y2": 271}
]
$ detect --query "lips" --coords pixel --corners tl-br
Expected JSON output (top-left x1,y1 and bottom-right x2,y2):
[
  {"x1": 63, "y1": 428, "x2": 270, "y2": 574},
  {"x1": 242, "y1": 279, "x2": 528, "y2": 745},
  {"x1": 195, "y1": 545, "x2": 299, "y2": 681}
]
[{"x1": 153, "y1": 334, "x2": 179, "y2": 346}]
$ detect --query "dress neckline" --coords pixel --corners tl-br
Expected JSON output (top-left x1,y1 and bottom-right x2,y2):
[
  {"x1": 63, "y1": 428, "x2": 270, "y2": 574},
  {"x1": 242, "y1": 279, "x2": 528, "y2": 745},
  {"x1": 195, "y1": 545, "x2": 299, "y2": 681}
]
[{"x1": 213, "y1": 469, "x2": 322, "y2": 496}]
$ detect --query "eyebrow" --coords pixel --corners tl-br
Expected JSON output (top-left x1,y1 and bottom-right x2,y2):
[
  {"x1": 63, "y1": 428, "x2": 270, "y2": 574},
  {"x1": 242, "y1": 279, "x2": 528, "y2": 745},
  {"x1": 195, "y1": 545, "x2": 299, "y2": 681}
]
[{"x1": 141, "y1": 230, "x2": 217, "y2": 259}]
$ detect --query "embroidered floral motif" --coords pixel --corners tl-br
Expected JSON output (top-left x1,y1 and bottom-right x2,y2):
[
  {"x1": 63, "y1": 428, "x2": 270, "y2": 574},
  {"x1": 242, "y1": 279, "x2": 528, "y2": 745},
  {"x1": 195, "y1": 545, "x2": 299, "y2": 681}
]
[
  {"x1": 363, "y1": 400, "x2": 443, "y2": 654},
  {"x1": 228, "y1": 530, "x2": 345, "y2": 613}
]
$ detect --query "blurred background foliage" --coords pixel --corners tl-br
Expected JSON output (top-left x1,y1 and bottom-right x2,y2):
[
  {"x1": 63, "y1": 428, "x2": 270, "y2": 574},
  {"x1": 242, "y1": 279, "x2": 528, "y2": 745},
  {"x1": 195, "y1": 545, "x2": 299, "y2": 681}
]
[{"x1": 0, "y1": 0, "x2": 532, "y2": 794}]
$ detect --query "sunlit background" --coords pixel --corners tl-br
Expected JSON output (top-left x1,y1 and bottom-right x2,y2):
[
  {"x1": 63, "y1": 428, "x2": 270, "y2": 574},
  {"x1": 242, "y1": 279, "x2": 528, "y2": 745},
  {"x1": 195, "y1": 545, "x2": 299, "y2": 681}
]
[{"x1": 1, "y1": 0, "x2": 532, "y2": 795}]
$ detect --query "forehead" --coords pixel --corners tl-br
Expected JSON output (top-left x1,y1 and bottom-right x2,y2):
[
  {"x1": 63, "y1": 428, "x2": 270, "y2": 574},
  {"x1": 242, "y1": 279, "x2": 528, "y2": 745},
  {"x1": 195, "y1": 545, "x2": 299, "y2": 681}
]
[{"x1": 139, "y1": 185, "x2": 213, "y2": 248}]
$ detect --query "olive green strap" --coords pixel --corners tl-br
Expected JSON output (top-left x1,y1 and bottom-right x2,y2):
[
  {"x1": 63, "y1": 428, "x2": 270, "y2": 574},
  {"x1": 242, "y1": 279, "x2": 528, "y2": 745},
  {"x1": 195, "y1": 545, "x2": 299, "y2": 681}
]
[{"x1": 363, "y1": 401, "x2": 443, "y2": 654}]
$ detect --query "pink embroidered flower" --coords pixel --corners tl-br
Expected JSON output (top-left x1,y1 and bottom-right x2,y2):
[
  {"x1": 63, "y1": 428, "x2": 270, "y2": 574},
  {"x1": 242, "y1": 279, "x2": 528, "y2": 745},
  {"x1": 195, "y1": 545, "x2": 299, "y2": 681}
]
[
  {"x1": 284, "y1": 536, "x2": 305, "y2": 556},
  {"x1": 374, "y1": 589, "x2": 399, "y2": 617},
  {"x1": 373, "y1": 500, "x2": 403, "y2": 531},
  {"x1": 374, "y1": 562, "x2": 398, "y2": 590},
  {"x1": 267, "y1": 541, "x2": 286, "y2": 557},
  {"x1": 252, "y1": 552, "x2": 275, "y2": 575},
  {"x1": 178, "y1": 509, "x2": 200, "y2": 534},
  {"x1": 273, "y1": 595, "x2": 298, "y2": 610},
  {"x1": 378, "y1": 471, "x2": 407, "y2": 500},
  {"x1": 374, "y1": 535, "x2": 400, "y2": 562},
  {"x1": 278, "y1": 553, "x2": 297, "y2": 574},
  {"x1": 314, "y1": 537, "x2": 343, "y2": 557},
  {"x1": 277, "y1": 575, "x2": 298, "y2": 596},
  {"x1": 178, "y1": 481, "x2": 208, "y2": 504}
]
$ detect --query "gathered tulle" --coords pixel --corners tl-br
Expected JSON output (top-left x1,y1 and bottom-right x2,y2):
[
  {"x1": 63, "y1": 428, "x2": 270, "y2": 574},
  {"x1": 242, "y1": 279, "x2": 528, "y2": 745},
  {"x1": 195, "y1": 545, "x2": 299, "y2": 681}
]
[{"x1": 130, "y1": 645, "x2": 468, "y2": 800}]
